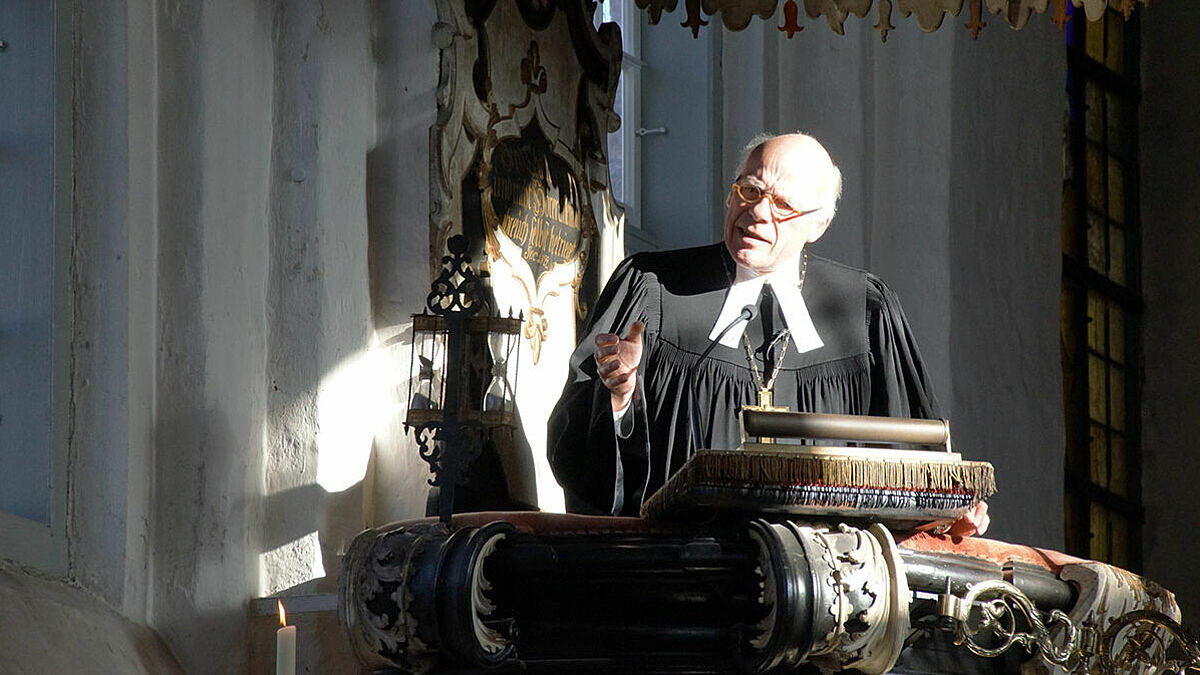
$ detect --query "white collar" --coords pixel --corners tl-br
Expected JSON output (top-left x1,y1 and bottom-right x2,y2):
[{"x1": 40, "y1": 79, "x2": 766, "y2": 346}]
[{"x1": 707, "y1": 254, "x2": 824, "y2": 353}]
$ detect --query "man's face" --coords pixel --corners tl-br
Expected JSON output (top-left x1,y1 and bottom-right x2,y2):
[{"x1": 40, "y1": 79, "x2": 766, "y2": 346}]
[{"x1": 723, "y1": 138, "x2": 831, "y2": 274}]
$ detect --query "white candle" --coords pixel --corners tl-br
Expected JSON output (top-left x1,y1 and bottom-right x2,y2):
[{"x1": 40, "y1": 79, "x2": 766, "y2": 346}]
[{"x1": 276, "y1": 600, "x2": 296, "y2": 675}]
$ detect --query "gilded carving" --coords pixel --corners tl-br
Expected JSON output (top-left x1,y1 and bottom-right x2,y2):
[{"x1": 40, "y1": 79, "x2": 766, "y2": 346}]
[
  {"x1": 778, "y1": 0, "x2": 805, "y2": 36},
  {"x1": 635, "y1": 0, "x2": 1145, "y2": 37},
  {"x1": 477, "y1": 110, "x2": 593, "y2": 363},
  {"x1": 893, "y1": 0, "x2": 964, "y2": 32},
  {"x1": 681, "y1": 0, "x2": 711, "y2": 37},
  {"x1": 1053, "y1": 0, "x2": 1070, "y2": 28},
  {"x1": 985, "y1": 0, "x2": 1050, "y2": 29},
  {"x1": 965, "y1": 0, "x2": 986, "y2": 37},
  {"x1": 634, "y1": 0, "x2": 682, "y2": 24},
  {"x1": 937, "y1": 559, "x2": 1200, "y2": 675},
  {"x1": 804, "y1": 0, "x2": 873, "y2": 35},
  {"x1": 875, "y1": 0, "x2": 897, "y2": 41},
  {"x1": 1072, "y1": 0, "x2": 1111, "y2": 21},
  {"x1": 432, "y1": 0, "x2": 621, "y2": 364},
  {"x1": 703, "y1": 0, "x2": 778, "y2": 31}
]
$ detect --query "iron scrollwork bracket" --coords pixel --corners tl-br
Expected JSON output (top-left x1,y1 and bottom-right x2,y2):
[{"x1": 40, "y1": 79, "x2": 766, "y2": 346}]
[
  {"x1": 412, "y1": 421, "x2": 488, "y2": 490},
  {"x1": 426, "y1": 234, "x2": 489, "y2": 317},
  {"x1": 941, "y1": 579, "x2": 1200, "y2": 673}
]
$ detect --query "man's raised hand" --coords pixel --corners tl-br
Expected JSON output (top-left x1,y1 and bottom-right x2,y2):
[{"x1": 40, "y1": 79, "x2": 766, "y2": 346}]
[{"x1": 595, "y1": 321, "x2": 645, "y2": 413}]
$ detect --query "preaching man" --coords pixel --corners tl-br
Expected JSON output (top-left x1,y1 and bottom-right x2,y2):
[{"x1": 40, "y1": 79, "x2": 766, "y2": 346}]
[{"x1": 547, "y1": 132, "x2": 986, "y2": 536}]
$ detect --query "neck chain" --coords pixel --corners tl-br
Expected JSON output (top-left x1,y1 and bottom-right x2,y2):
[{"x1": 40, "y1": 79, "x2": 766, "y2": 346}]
[
  {"x1": 734, "y1": 252, "x2": 807, "y2": 408},
  {"x1": 744, "y1": 330, "x2": 791, "y2": 407}
]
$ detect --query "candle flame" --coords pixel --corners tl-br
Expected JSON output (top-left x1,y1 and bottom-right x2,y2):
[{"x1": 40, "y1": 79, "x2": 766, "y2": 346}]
[{"x1": 278, "y1": 599, "x2": 287, "y2": 627}]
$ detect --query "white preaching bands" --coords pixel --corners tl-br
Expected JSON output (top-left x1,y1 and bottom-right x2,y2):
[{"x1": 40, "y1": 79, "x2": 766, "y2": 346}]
[{"x1": 612, "y1": 253, "x2": 822, "y2": 428}]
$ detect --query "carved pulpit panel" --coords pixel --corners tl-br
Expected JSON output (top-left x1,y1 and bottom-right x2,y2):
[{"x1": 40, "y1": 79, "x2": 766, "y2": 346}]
[{"x1": 431, "y1": 0, "x2": 624, "y2": 511}]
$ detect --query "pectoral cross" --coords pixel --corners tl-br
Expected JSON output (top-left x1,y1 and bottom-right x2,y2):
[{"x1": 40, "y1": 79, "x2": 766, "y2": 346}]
[
  {"x1": 757, "y1": 387, "x2": 776, "y2": 409},
  {"x1": 748, "y1": 388, "x2": 788, "y2": 443},
  {"x1": 748, "y1": 330, "x2": 790, "y2": 442}
]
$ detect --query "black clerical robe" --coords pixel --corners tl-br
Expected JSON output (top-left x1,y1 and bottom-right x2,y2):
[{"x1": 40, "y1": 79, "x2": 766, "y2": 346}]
[{"x1": 547, "y1": 243, "x2": 939, "y2": 516}]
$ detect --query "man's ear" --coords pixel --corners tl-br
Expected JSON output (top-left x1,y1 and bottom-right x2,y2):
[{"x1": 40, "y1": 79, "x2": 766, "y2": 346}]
[{"x1": 807, "y1": 216, "x2": 832, "y2": 243}]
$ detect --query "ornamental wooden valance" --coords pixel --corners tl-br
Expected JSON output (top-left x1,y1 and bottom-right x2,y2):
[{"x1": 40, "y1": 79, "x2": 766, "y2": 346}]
[{"x1": 635, "y1": 0, "x2": 1151, "y2": 40}]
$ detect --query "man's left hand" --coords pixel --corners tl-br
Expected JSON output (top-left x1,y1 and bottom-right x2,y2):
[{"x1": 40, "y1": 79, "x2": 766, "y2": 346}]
[{"x1": 946, "y1": 501, "x2": 990, "y2": 538}]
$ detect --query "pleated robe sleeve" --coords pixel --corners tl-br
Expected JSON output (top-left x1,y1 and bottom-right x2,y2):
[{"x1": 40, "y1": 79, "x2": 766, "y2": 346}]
[
  {"x1": 547, "y1": 255, "x2": 658, "y2": 516},
  {"x1": 865, "y1": 273, "x2": 941, "y2": 419}
]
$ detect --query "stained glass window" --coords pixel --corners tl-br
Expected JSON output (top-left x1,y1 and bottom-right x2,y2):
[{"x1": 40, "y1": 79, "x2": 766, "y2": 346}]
[{"x1": 1062, "y1": 5, "x2": 1143, "y2": 568}]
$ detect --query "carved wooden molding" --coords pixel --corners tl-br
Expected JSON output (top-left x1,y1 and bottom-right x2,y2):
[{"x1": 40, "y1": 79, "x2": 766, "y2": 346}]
[{"x1": 636, "y1": 0, "x2": 1150, "y2": 41}]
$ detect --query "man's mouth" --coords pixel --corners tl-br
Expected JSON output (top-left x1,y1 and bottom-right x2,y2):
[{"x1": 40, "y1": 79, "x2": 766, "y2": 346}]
[{"x1": 739, "y1": 228, "x2": 772, "y2": 244}]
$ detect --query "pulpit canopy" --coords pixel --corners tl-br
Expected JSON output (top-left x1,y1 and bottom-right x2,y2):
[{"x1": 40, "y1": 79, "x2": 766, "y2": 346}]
[{"x1": 634, "y1": 0, "x2": 1151, "y2": 41}]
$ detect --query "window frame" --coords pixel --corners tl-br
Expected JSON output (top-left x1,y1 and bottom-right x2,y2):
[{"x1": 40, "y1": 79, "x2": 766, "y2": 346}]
[
  {"x1": 0, "y1": 0, "x2": 73, "y2": 575},
  {"x1": 597, "y1": 0, "x2": 645, "y2": 233}
]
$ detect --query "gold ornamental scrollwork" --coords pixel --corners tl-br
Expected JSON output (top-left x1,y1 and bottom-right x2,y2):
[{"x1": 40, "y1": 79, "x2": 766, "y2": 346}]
[
  {"x1": 477, "y1": 39, "x2": 596, "y2": 364},
  {"x1": 945, "y1": 579, "x2": 1200, "y2": 673}
]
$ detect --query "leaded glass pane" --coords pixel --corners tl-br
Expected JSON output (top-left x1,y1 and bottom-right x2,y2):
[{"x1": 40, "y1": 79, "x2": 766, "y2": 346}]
[
  {"x1": 1107, "y1": 156, "x2": 1124, "y2": 224},
  {"x1": 1089, "y1": 354, "x2": 1106, "y2": 422},
  {"x1": 1087, "y1": 290, "x2": 1105, "y2": 351},
  {"x1": 1109, "y1": 304, "x2": 1126, "y2": 364},
  {"x1": 1086, "y1": 81, "x2": 1104, "y2": 143},
  {"x1": 1110, "y1": 366, "x2": 1126, "y2": 431},
  {"x1": 1090, "y1": 422, "x2": 1109, "y2": 486},
  {"x1": 1109, "y1": 225, "x2": 1126, "y2": 285},
  {"x1": 1087, "y1": 211, "x2": 1106, "y2": 272},
  {"x1": 1086, "y1": 143, "x2": 1105, "y2": 211},
  {"x1": 1107, "y1": 91, "x2": 1126, "y2": 158},
  {"x1": 1086, "y1": 15, "x2": 1105, "y2": 63},
  {"x1": 1105, "y1": 11, "x2": 1124, "y2": 74},
  {"x1": 1110, "y1": 432, "x2": 1127, "y2": 497}
]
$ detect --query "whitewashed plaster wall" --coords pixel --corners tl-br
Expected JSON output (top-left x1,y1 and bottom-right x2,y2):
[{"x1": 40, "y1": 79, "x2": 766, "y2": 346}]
[
  {"x1": 1140, "y1": 2, "x2": 1200, "y2": 625},
  {"x1": 366, "y1": 1, "x2": 442, "y2": 527},
  {"x1": 65, "y1": 0, "x2": 437, "y2": 672},
  {"x1": 946, "y1": 17, "x2": 1067, "y2": 552},
  {"x1": 720, "y1": 15, "x2": 1065, "y2": 549},
  {"x1": 70, "y1": 0, "x2": 160, "y2": 621},
  {"x1": 149, "y1": 2, "x2": 276, "y2": 669}
]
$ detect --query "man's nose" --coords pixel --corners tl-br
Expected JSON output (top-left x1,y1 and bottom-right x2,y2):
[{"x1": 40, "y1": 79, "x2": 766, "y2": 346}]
[{"x1": 749, "y1": 196, "x2": 775, "y2": 221}]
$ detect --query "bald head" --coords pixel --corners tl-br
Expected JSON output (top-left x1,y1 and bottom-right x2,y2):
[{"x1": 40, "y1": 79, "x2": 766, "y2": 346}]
[{"x1": 735, "y1": 133, "x2": 843, "y2": 220}]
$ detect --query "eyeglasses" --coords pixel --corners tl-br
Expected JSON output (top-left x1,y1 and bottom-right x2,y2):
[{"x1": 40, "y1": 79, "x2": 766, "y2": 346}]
[{"x1": 730, "y1": 181, "x2": 822, "y2": 221}]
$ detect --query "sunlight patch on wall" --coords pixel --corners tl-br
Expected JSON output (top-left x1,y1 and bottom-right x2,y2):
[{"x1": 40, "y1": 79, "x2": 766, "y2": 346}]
[
  {"x1": 316, "y1": 332, "x2": 407, "y2": 493},
  {"x1": 259, "y1": 532, "x2": 324, "y2": 596}
]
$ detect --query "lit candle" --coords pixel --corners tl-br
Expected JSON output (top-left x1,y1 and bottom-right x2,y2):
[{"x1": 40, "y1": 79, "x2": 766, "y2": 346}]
[{"x1": 276, "y1": 600, "x2": 296, "y2": 675}]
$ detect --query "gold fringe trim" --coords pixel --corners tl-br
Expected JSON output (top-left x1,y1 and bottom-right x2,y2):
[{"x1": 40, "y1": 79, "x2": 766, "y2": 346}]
[{"x1": 682, "y1": 451, "x2": 996, "y2": 497}]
